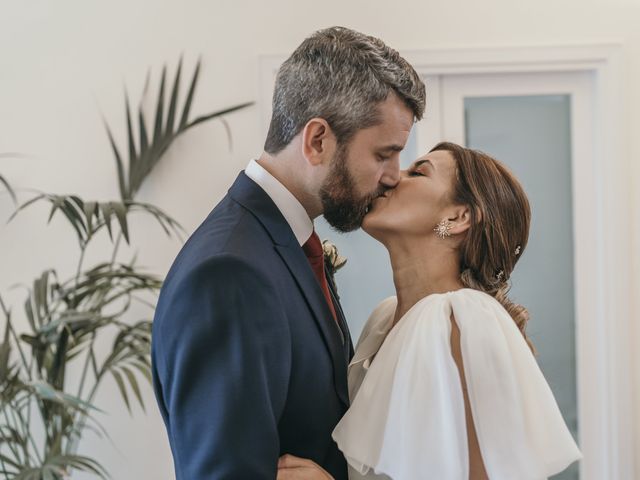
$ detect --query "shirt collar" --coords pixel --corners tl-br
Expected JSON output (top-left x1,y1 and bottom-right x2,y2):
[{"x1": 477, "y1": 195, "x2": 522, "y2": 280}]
[{"x1": 245, "y1": 159, "x2": 314, "y2": 246}]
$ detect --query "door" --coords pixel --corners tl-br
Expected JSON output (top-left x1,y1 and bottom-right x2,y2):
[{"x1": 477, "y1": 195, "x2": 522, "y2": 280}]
[{"x1": 436, "y1": 71, "x2": 596, "y2": 480}]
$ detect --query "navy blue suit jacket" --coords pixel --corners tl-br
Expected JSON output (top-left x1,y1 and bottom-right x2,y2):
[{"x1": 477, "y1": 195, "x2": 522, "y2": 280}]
[{"x1": 152, "y1": 172, "x2": 354, "y2": 479}]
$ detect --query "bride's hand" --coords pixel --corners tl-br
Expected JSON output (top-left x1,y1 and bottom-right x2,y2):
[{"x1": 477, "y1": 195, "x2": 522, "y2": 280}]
[{"x1": 277, "y1": 454, "x2": 335, "y2": 479}]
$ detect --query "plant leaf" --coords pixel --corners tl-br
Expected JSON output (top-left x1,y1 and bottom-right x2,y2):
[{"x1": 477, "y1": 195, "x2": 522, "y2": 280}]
[
  {"x1": 83, "y1": 201, "x2": 98, "y2": 238},
  {"x1": 184, "y1": 101, "x2": 253, "y2": 132},
  {"x1": 138, "y1": 105, "x2": 149, "y2": 161},
  {"x1": 99, "y1": 202, "x2": 114, "y2": 241},
  {"x1": 0, "y1": 333, "x2": 11, "y2": 383},
  {"x1": 0, "y1": 174, "x2": 17, "y2": 203},
  {"x1": 111, "y1": 369, "x2": 130, "y2": 413},
  {"x1": 102, "y1": 58, "x2": 252, "y2": 201},
  {"x1": 0, "y1": 453, "x2": 21, "y2": 469},
  {"x1": 15, "y1": 454, "x2": 110, "y2": 480},
  {"x1": 128, "y1": 200, "x2": 185, "y2": 240},
  {"x1": 165, "y1": 56, "x2": 183, "y2": 136},
  {"x1": 27, "y1": 379, "x2": 102, "y2": 414},
  {"x1": 103, "y1": 117, "x2": 128, "y2": 200},
  {"x1": 8, "y1": 193, "x2": 45, "y2": 223},
  {"x1": 109, "y1": 201, "x2": 130, "y2": 245},
  {"x1": 152, "y1": 65, "x2": 167, "y2": 147},
  {"x1": 23, "y1": 297, "x2": 37, "y2": 333},
  {"x1": 121, "y1": 365, "x2": 144, "y2": 412},
  {"x1": 50, "y1": 195, "x2": 87, "y2": 244},
  {"x1": 125, "y1": 91, "x2": 138, "y2": 186},
  {"x1": 178, "y1": 57, "x2": 201, "y2": 130},
  {"x1": 130, "y1": 359, "x2": 152, "y2": 385}
]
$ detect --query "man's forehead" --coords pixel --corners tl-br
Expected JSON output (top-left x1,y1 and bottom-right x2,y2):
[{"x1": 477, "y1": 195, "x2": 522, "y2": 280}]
[{"x1": 378, "y1": 143, "x2": 405, "y2": 153}]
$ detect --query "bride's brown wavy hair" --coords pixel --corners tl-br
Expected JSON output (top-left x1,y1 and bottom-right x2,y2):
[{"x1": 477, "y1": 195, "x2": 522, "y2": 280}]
[{"x1": 430, "y1": 142, "x2": 535, "y2": 352}]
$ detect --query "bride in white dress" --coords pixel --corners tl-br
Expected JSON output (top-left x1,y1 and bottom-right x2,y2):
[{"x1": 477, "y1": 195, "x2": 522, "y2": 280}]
[{"x1": 278, "y1": 142, "x2": 581, "y2": 480}]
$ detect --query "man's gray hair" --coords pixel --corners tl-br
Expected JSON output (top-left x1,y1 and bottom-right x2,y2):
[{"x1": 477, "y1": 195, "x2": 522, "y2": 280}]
[{"x1": 264, "y1": 26, "x2": 426, "y2": 154}]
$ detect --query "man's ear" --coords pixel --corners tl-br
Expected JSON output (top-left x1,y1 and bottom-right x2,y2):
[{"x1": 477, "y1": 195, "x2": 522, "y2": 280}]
[
  {"x1": 447, "y1": 204, "x2": 472, "y2": 235},
  {"x1": 301, "y1": 118, "x2": 336, "y2": 166}
]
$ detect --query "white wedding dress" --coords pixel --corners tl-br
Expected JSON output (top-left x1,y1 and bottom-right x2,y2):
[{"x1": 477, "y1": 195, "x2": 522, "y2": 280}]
[{"x1": 332, "y1": 288, "x2": 581, "y2": 480}]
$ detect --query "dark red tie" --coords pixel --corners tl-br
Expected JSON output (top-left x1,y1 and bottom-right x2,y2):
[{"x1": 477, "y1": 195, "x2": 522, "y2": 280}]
[{"x1": 302, "y1": 231, "x2": 337, "y2": 323}]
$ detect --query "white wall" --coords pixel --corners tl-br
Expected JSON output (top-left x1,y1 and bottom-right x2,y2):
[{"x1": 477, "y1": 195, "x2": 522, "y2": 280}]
[{"x1": 1, "y1": 1, "x2": 638, "y2": 479}]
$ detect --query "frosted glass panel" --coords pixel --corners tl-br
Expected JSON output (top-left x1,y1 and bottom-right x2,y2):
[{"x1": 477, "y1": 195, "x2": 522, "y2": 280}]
[{"x1": 465, "y1": 95, "x2": 579, "y2": 480}]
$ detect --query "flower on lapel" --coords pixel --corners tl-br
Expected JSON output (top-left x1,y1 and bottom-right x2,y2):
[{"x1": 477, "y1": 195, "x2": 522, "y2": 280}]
[{"x1": 322, "y1": 240, "x2": 347, "y2": 277}]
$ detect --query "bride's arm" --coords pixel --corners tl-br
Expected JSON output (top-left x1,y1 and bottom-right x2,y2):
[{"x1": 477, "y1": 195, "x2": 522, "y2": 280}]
[{"x1": 450, "y1": 314, "x2": 489, "y2": 480}]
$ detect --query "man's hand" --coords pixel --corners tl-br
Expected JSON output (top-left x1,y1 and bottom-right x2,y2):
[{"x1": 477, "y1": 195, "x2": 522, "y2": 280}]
[{"x1": 277, "y1": 454, "x2": 335, "y2": 480}]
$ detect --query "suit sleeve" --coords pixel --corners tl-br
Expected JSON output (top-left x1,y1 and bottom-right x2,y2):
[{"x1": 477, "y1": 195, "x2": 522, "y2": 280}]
[{"x1": 153, "y1": 254, "x2": 291, "y2": 479}]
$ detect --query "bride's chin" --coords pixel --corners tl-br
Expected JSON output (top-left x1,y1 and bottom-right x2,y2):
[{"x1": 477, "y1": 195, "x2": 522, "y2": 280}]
[
  {"x1": 362, "y1": 213, "x2": 384, "y2": 239},
  {"x1": 362, "y1": 210, "x2": 376, "y2": 232}
]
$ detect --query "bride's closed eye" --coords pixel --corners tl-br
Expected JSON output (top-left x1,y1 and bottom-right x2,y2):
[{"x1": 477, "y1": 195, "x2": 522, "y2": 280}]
[{"x1": 408, "y1": 170, "x2": 425, "y2": 177}]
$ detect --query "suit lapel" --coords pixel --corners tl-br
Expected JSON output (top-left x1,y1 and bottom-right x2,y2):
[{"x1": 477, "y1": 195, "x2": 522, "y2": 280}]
[
  {"x1": 229, "y1": 172, "x2": 349, "y2": 408},
  {"x1": 275, "y1": 244, "x2": 350, "y2": 408},
  {"x1": 326, "y1": 272, "x2": 354, "y2": 362}
]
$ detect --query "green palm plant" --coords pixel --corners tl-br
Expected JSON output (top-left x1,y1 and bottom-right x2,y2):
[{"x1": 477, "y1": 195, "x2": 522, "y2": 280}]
[
  {"x1": 0, "y1": 58, "x2": 253, "y2": 479},
  {"x1": 107, "y1": 56, "x2": 252, "y2": 201}
]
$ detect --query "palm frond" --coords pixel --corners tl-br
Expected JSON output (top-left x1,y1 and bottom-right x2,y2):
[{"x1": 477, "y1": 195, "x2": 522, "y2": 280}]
[
  {"x1": 22, "y1": 269, "x2": 58, "y2": 334},
  {"x1": 0, "y1": 153, "x2": 27, "y2": 204},
  {"x1": 105, "y1": 56, "x2": 254, "y2": 201},
  {"x1": 10, "y1": 194, "x2": 183, "y2": 246},
  {"x1": 102, "y1": 119, "x2": 128, "y2": 200},
  {"x1": 100, "y1": 321, "x2": 151, "y2": 414},
  {"x1": 59, "y1": 261, "x2": 163, "y2": 310},
  {"x1": 14, "y1": 453, "x2": 109, "y2": 480},
  {"x1": 0, "y1": 298, "x2": 13, "y2": 383},
  {"x1": 26, "y1": 380, "x2": 101, "y2": 415},
  {"x1": 0, "y1": 56, "x2": 250, "y2": 478},
  {"x1": 0, "y1": 174, "x2": 17, "y2": 204}
]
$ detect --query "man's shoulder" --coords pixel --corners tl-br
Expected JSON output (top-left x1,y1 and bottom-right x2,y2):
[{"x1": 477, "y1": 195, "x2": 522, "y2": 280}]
[
  {"x1": 199, "y1": 195, "x2": 269, "y2": 248},
  {"x1": 154, "y1": 249, "x2": 279, "y2": 329},
  {"x1": 169, "y1": 201, "x2": 270, "y2": 275}
]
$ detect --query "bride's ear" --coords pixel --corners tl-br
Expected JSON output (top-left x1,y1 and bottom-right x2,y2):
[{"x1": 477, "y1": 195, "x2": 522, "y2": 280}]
[{"x1": 447, "y1": 205, "x2": 472, "y2": 235}]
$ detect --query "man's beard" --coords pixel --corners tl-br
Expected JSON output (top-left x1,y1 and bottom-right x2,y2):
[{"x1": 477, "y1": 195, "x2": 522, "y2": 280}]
[{"x1": 320, "y1": 147, "x2": 387, "y2": 232}]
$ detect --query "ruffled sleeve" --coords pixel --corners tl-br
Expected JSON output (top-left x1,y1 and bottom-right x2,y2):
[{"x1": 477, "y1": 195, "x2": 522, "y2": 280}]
[
  {"x1": 346, "y1": 297, "x2": 397, "y2": 401},
  {"x1": 332, "y1": 289, "x2": 581, "y2": 480}
]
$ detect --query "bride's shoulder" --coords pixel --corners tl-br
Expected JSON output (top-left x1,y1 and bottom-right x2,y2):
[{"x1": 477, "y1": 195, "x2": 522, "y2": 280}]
[
  {"x1": 403, "y1": 288, "x2": 506, "y2": 326},
  {"x1": 446, "y1": 288, "x2": 508, "y2": 315},
  {"x1": 359, "y1": 297, "x2": 397, "y2": 343},
  {"x1": 370, "y1": 296, "x2": 398, "y2": 317}
]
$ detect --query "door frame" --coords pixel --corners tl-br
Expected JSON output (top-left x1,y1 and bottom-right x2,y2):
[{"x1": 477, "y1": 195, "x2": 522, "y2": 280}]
[{"x1": 259, "y1": 43, "x2": 631, "y2": 480}]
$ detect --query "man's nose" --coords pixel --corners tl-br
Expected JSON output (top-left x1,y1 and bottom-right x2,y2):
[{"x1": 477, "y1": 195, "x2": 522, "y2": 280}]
[
  {"x1": 380, "y1": 155, "x2": 401, "y2": 188},
  {"x1": 392, "y1": 168, "x2": 411, "y2": 186}
]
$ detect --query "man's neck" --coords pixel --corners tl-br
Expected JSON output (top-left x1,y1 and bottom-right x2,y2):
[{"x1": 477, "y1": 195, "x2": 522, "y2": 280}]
[{"x1": 256, "y1": 152, "x2": 322, "y2": 219}]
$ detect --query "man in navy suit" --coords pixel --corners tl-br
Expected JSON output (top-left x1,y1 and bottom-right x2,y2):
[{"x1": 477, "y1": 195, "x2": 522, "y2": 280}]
[{"x1": 151, "y1": 26, "x2": 425, "y2": 479}]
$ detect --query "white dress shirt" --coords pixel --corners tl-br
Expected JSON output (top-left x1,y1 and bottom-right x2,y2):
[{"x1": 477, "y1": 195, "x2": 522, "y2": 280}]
[{"x1": 245, "y1": 159, "x2": 314, "y2": 246}]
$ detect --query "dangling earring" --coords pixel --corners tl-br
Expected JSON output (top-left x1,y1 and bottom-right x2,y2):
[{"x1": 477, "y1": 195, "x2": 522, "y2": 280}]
[{"x1": 434, "y1": 219, "x2": 453, "y2": 239}]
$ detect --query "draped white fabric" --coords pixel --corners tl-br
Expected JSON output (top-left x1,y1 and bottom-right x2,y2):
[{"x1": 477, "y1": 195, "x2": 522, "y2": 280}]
[{"x1": 332, "y1": 289, "x2": 581, "y2": 480}]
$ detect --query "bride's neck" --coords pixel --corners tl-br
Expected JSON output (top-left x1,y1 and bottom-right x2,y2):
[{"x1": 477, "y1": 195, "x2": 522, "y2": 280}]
[{"x1": 388, "y1": 241, "x2": 464, "y2": 325}]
